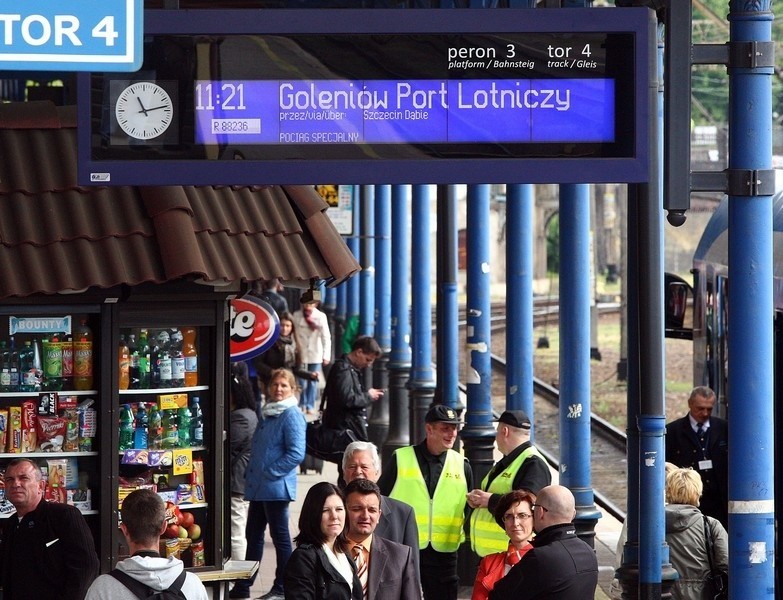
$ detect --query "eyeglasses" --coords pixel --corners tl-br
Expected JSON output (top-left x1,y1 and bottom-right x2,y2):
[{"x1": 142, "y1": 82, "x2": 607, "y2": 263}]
[
  {"x1": 531, "y1": 503, "x2": 549, "y2": 513},
  {"x1": 502, "y1": 512, "x2": 532, "y2": 523}
]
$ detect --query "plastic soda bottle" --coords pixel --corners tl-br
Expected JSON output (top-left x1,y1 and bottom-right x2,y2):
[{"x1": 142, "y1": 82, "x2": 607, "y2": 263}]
[
  {"x1": 73, "y1": 319, "x2": 93, "y2": 390},
  {"x1": 162, "y1": 410, "x2": 179, "y2": 449},
  {"x1": 169, "y1": 328, "x2": 185, "y2": 387},
  {"x1": 133, "y1": 402, "x2": 148, "y2": 449},
  {"x1": 61, "y1": 336, "x2": 73, "y2": 389},
  {"x1": 137, "y1": 329, "x2": 151, "y2": 389},
  {"x1": 42, "y1": 336, "x2": 63, "y2": 391},
  {"x1": 177, "y1": 405, "x2": 192, "y2": 448},
  {"x1": 0, "y1": 341, "x2": 9, "y2": 392},
  {"x1": 190, "y1": 396, "x2": 204, "y2": 446},
  {"x1": 118, "y1": 335, "x2": 130, "y2": 390},
  {"x1": 119, "y1": 404, "x2": 135, "y2": 450},
  {"x1": 19, "y1": 341, "x2": 39, "y2": 392},
  {"x1": 183, "y1": 327, "x2": 198, "y2": 387},
  {"x1": 148, "y1": 407, "x2": 163, "y2": 449},
  {"x1": 7, "y1": 338, "x2": 19, "y2": 392}
]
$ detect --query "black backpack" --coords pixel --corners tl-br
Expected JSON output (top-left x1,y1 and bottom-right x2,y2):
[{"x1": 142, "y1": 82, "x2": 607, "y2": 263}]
[{"x1": 109, "y1": 568, "x2": 188, "y2": 600}]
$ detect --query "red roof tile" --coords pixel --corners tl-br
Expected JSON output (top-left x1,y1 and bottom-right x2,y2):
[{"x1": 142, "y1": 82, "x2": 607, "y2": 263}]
[{"x1": 0, "y1": 101, "x2": 359, "y2": 299}]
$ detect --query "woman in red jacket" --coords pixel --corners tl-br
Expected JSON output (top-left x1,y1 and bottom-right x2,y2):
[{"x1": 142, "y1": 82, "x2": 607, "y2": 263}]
[{"x1": 472, "y1": 490, "x2": 535, "y2": 600}]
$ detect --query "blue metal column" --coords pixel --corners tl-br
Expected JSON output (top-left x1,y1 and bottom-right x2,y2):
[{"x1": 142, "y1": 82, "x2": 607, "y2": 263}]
[
  {"x1": 557, "y1": 0, "x2": 600, "y2": 549},
  {"x1": 369, "y1": 184, "x2": 391, "y2": 447},
  {"x1": 322, "y1": 284, "x2": 338, "y2": 363},
  {"x1": 505, "y1": 184, "x2": 534, "y2": 424},
  {"x1": 383, "y1": 184, "x2": 412, "y2": 465},
  {"x1": 360, "y1": 185, "x2": 376, "y2": 337},
  {"x1": 436, "y1": 184, "x2": 460, "y2": 412},
  {"x1": 558, "y1": 183, "x2": 601, "y2": 547},
  {"x1": 409, "y1": 184, "x2": 435, "y2": 443},
  {"x1": 727, "y1": 0, "x2": 775, "y2": 595},
  {"x1": 334, "y1": 278, "x2": 347, "y2": 361}
]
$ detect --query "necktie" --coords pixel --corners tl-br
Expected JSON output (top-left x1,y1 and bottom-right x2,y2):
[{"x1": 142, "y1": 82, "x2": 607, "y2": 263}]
[
  {"x1": 353, "y1": 543, "x2": 368, "y2": 599},
  {"x1": 696, "y1": 422, "x2": 704, "y2": 436}
]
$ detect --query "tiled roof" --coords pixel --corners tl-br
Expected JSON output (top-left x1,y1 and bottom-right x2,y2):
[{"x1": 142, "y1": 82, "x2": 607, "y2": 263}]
[{"x1": 0, "y1": 101, "x2": 359, "y2": 299}]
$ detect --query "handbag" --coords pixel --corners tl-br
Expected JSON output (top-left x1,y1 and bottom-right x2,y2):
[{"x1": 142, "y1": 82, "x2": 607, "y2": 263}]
[
  {"x1": 702, "y1": 515, "x2": 728, "y2": 600},
  {"x1": 305, "y1": 391, "x2": 358, "y2": 464}
]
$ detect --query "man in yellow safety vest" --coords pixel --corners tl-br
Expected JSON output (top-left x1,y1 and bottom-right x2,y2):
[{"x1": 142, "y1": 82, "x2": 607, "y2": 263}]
[
  {"x1": 467, "y1": 410, "x2": 551, "y2": 557},
  {"x1": 378, "y1": 405, "x2": 472, "y2": 600}
]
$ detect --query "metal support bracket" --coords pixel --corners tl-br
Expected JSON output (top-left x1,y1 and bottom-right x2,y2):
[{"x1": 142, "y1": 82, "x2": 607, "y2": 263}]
[
  {"x1": 692, "y1": 41, "x2": 775, "y2": 67},
  {"x1": 691, "y1": 169, "x2": 777, "y2": 195}
]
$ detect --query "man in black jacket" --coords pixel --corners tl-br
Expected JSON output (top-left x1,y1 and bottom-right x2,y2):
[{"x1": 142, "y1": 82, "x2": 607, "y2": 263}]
[
  {"x1": 489, "y1": 485, "x2": 598, "y2": 600},
  {"x1": 665, "y1": 386, "x2": 728, "y2": 528},
  {"x1": 322, "y1": 336, "x2": 384, "y2": 443},
  {"x1": 0, "y1": 458, "x2": 99, "y2": 600}
]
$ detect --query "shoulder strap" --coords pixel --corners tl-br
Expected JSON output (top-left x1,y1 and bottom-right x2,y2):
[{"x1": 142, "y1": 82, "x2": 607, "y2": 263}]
[
  {"x1": 109, "y1": 568, "x2": 153, "y2": 599},
  {"x1": 702, "y1": 515, "x2": 717, "y2": 573},
  {"x1": 168, "y1": 570, "x2": 187, "y2": 593}
]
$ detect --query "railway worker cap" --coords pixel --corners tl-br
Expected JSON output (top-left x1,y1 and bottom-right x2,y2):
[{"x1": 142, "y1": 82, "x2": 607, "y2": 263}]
[
  {"x1": 495, "y1": 409, "x2": 532, "y2": 430},
  {"x1": 425, "y1": 404, "x2": 461, "y2": 425}
]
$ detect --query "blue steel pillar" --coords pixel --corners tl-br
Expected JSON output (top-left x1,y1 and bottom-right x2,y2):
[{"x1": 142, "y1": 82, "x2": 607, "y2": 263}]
[
  {"x1": 727, "y1": 0, "x2": 775, "y2": 596},
  {"x1": 558, "y1": 0, "x2": 600, "y2": 549},
  {"x1": 505, "y1": 184, "x2": 534, "y2": 424},
  {"x1": 322, "y1": 284, "x2": 337, "y2": 363},
  {"x1": 369, "y1": 184, "x2": 391, "y2": 447},
  {"x1": 460, "y1": 184, "x2": 497, "y2": 585},
  {"x1": 436, "y1": 184, "x2": 460, "y2": 412},
  {"x1": 558, "y1": 183, "x2": 601, "y2": 547},
  {"x1": 409, "y1": 184, "x2": 435, "y2": 443},
  {"x1": 333, "y1": 279, "x2": 347, "y2": 360},
  {"x1": 383, "y1": 185, "x2": 412, "y2": 465},
  {"x1": 360, "y1": 185, "x2": 376, "y2": 395},
  {"x1": 344, "y1": 187, "x2": 361, "y2": 357}
]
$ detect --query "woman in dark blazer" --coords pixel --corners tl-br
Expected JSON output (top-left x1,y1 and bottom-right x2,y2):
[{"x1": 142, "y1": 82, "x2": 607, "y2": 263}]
[{"x1": 284, "y1": 482, "x2": 362, "y2": 600}]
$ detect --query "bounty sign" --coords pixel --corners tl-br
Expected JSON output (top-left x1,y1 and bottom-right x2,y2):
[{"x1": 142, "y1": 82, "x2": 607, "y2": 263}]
[{"x1": 0, "y1": 0, "x2": 142, "y2": 71}]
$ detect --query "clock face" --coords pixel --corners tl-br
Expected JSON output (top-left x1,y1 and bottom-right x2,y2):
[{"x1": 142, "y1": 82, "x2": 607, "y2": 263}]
[{"x1": 115, "y1": 82, "x2": 174, "y2": 140}]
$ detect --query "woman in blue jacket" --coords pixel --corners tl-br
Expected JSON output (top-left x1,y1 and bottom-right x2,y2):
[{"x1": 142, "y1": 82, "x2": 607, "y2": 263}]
[{"x1": 230, "y1": 368, "x2": 306, "y2": 600}]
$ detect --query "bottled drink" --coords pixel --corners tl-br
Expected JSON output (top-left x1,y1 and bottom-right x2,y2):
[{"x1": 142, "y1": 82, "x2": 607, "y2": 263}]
[
  {"x1": 137, "y1": 329, "x2": 151, "y2": 389},
  {"x1": 42, "y1": 336, "x2": 63, "y2": 391},
  {"x1": 73, "y1": 319, "x2": 93, "y2": 390},
  {"x1": 148, "y1": 407, "x2": 163, "y2": 449},
  {"x1": 19, "y1": 341, "x2": 39, "y2": 392},
  {"x1": 0, "y1": 341, "x2": 9, "y2": 392},
  {"x1": 127, "y1": 334, "x2": 140, "y2": 389},
  {"x1": 190, "y1": 396, "x2": 204, "y2": 446},
  {"x1": 183, "y1": 327, "x2": 198, "y2": 387},
  {"x1": 119, "y1": 404, "x2": 135, "y2": 450},
  {"x1": 169, "y1": 328, "x2": 185, "y2": 387},
  {"x1": 158, "y1": 350, "x2": 173, "y2": 388},
  {"x1": 61, "y1": 336, "x2": 74, "y2": 389},
  {"x1": 7, "y1": 338, "x2": 19, "y2": 393},
  {"x1": 177, "y1": 404, "x2": 192, "y2": 448},
  {"x1": 151, "y1": 330, "x2": 170, "y2": 389},
  {"x1": 32, "y1": 338, "x2": 43, "y2": 387},
  {"x1": 133, "y1": 402, "x2": 148, "y2": 449},
  {"x1": 118, "y1": 335, "x2": 130, "y2": 390},
  {"x1": 162, "y1": 409, "x2": 179, "y2": 449}
]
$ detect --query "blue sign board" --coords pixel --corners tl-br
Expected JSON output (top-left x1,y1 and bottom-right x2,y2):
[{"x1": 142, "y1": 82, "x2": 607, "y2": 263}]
[
  {"x1": 0, "y1": 0, "x2": 142, "y2": 71},
  {"x1": 78, "y1": 8, "x2": 654, "y2": 185}
]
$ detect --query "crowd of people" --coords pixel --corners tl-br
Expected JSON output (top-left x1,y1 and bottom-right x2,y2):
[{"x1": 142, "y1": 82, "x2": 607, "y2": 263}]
[{"x1": 0, "y1": 280, "x2": 729, "y2": 600}]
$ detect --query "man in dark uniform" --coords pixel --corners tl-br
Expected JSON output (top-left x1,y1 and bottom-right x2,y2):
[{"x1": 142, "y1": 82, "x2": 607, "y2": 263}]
[
  {"x1": 378, "y1": 405, "x2": 473, "y2": 600},
  {"x1": 665, "y1": 386, "x2": 728, "y2": 528},
  {"x1": 467, "y1": 409, "x2": 551, "y2": 557}
]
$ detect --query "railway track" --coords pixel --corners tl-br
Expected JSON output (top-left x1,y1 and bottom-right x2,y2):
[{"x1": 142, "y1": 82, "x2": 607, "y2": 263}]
[{"x1": 448, "y1": 299, "x2": 628, "y2": 522}]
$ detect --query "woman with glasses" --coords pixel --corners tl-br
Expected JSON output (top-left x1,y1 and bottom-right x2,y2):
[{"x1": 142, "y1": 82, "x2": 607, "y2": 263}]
[{"x1": 471, "y1": 491, "x2": 535, "y2": 600}]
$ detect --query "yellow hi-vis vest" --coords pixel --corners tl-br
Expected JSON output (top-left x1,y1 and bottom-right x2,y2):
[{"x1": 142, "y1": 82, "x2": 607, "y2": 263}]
[
  {"x1": 388, "y1": 446, "x2": 467, "y2": 552},
  {"x1": 469, "y1": 445, "x2": 542, "y2": 556}
]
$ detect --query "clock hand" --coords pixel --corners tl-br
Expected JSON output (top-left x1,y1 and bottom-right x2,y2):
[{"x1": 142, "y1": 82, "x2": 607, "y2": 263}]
[
  {"x1": 136, "y1": 96, "x2": 149, "y2": 115},
  {"x1": 145, "y1": 104, "x2": 170, "y2": 112}
]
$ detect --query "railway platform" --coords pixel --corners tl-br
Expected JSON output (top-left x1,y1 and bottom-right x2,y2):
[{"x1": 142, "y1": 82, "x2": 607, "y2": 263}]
[{"x1": 245, "y1": 460, "x2": 619, "y2": 599}]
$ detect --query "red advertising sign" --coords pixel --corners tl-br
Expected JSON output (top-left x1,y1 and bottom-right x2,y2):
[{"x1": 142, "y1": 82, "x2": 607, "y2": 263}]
[{"x1": 229, "y1": 296, "x2": 280, "y2": 361}]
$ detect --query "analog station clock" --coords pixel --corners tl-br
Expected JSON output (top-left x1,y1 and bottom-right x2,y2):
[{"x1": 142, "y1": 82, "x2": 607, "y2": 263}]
[{"x1": 112, "y1": 81, "x2": 178, "y2": 142}]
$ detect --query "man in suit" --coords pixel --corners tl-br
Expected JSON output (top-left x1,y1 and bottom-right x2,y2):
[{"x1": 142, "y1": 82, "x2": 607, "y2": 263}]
[
  {"x1": 342, "y1": 441, "x2": 419, "y2": 573},
  {"x1": 344, "y1": 479, "x2": 420, "y2": 600},
  {"x1": 489, "y1": 485, "x2": 598, "y2": 600},
  {"x1": 665, "y1": 386, "x2": 729, "y2": 528}
]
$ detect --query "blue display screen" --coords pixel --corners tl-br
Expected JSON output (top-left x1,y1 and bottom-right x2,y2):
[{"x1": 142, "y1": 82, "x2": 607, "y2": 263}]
[{"x1": 194, "y1": 78, "x2": 615, "y2": 145}]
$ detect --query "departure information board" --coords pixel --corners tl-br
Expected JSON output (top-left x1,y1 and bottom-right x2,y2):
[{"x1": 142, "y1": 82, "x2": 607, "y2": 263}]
[{"x1": 77, "y1": 8, "x2": 654, "y2": 186}]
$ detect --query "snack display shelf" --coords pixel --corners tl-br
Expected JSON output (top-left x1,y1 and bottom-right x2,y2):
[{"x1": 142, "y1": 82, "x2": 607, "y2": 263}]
[
  {"x1": 118, "y1": 446, "x2": 207, "y2": 455},
  {"x1": 0, "y1": 390, "x2": 97, "y2": 398}
]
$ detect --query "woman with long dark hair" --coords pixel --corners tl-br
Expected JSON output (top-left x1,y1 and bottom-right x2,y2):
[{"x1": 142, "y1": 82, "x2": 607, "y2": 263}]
[{"x1": 283, "y1": 482, "x2": 361, "y2": 600}]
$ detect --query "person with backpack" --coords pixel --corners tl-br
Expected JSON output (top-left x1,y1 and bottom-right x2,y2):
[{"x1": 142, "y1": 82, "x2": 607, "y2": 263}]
[{"x1": 85, "y1": 489, "x2": 208, "y2": 600}]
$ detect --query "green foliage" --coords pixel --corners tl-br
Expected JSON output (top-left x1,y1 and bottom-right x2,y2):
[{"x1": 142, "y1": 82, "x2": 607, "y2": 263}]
[{"x1": 546, "y1": 213, "x2": 559, "y2": 274}]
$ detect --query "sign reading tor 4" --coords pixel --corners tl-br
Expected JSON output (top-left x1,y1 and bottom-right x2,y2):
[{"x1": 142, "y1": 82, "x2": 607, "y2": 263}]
[{"x1": 0, "y1": 0, "x2": 142, "y2": 71}]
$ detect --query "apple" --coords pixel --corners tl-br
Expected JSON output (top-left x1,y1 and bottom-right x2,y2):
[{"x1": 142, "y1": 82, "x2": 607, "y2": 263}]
[
  {"x1": 187, "y1": 524, "x2": 201, "y2": 540},
  {"x1": 178, "y1": 526, "x2": 189, "y2": 539},
  {"x1": 179, "y1": 511, "x2": 195, "y2": 529},
  {"x1": 164, "y1": 524, "x2": 180, "y2": 538}
]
